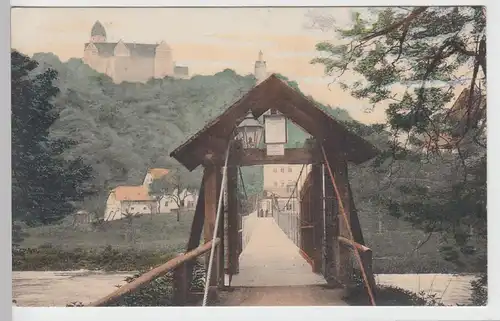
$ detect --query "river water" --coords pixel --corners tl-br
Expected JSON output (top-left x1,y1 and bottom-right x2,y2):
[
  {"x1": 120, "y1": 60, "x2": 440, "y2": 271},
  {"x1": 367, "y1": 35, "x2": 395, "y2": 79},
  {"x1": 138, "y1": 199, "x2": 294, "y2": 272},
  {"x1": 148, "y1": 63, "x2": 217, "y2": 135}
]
[{"x1": 12, "y1": 270, "x2": 475, "y2": 306}]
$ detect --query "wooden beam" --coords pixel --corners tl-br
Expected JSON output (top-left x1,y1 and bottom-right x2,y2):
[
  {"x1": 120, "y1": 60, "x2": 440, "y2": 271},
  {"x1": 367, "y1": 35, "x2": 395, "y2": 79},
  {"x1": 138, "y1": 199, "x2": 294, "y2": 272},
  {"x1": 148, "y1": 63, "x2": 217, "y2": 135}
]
[
  {"x1": 186, "y1": 177, "x2": 206, "y2": 252},
  {"x1": 172, "y1": 260, "x2": 188, "y2": 306},
  {"x1": 347, "y1": 179, "x2": 365, "y2": 245},
  {"x1": 338, "y1": 236, "x2": 376, "y2": 298},
  {"x1": 227, "y1": 157, "x2": 239, "y2": 276},
  {"x1": 310, "y1": 157, "x2": 324, "y2": 277},
  {"x1": 89, "y1": 238, "x2": 220, "y2": 307},
  {"x1": 338, "y1": 236, "x2": 370, "y2": 252},
  {"x1": 279, "y1": 102, "x2": 325, "y2": 140},
  {"x1": 322, "y1": 145, "x2": 354, "y2": 286},
  {"x1": 233, "y1": 148, "x2": 315, "y2": 166},
  {"x1": 184, "y1": 175, "x2": 206, "y2": 292},
  {"x1": 323, "y1": 158, "x2": 338, "y2": 285},
  {"x1": 203, "y1": 165, "x2": 221, "y2": 287}
]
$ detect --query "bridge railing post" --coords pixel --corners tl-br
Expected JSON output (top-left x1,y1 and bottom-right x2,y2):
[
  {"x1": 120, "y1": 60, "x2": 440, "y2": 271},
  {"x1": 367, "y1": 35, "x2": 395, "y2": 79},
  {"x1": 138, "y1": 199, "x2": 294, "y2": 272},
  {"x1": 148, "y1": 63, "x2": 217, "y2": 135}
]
[
  {"x1": 361, "y1": 249, "x2": 376, "y2": 297},
  {"x1": 173, "y1": 260, "x2": 188, "y2": 306}
]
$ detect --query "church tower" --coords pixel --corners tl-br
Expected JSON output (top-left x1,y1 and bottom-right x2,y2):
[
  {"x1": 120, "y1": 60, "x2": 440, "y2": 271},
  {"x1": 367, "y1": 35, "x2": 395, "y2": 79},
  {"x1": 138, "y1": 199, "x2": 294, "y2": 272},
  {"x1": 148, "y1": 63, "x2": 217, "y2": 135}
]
[
  {"x1": 254, "y1": 50, "x2": 267, "y2": 85},
  {"x1": 90, "y1": 21, "x2": 107, "y2": 42}
]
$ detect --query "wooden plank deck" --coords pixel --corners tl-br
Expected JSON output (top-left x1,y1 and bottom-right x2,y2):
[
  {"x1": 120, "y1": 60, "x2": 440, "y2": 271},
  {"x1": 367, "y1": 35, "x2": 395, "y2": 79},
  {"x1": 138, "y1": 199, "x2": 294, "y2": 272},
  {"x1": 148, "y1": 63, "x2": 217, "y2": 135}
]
[{"x1": 229, "y1": 216, "x2": 326, "y2": 287}]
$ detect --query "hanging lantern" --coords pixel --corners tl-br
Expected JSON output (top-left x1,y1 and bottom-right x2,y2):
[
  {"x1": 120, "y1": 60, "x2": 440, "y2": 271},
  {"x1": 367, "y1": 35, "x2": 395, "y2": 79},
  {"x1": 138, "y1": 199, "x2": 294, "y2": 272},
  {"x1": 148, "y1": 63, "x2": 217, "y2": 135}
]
[{"x1": 235, "y1": 111, "x2": 264, "y2": 149}]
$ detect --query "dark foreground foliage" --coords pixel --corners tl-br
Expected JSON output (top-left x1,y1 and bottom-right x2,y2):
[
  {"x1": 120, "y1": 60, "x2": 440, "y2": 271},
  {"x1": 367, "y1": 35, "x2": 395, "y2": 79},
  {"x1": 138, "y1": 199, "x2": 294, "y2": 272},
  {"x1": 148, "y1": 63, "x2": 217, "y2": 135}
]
[{"x1": 344, "y1": 284, "x2": 445, "y2": 306}]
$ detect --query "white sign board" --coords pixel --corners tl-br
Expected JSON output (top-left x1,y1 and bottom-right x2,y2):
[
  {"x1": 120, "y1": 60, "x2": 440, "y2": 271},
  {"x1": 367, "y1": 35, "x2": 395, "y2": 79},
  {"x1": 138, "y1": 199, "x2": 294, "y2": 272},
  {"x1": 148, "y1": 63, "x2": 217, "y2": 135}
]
[
  {"x1": 266, "y1": 143, "x2": 285, "y2": 156},
  {"x1": 264, "y1": 115, "x2": 287, "y2": 144}
]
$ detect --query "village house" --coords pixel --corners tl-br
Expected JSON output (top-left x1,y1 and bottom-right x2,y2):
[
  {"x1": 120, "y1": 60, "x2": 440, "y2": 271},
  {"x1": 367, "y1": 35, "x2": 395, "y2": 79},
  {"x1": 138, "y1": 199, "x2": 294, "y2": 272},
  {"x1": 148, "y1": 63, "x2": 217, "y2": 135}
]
[
  {"x1": 159, "y1": 188, "x2": 198, "y2": 214},
  {"x1": 142, "y1": 168, "x2": 170, "y2": 186},
  {"x1": 141, "y1": 168, "x2": 197, "y2": 214},
  {"x1": 103, "y1": 185, "x2": 157, "y2": 221},
  {"x1": 104, "y1": 168, "x2": 199, "y2": 221}
]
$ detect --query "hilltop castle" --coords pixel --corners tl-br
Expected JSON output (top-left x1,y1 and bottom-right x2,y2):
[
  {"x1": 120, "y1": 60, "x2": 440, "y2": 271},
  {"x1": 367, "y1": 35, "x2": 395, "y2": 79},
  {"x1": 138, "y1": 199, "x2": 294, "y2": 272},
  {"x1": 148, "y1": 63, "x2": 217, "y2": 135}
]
[{"x1": 83, "y1": 21, "x2": 189, "y2": 83}]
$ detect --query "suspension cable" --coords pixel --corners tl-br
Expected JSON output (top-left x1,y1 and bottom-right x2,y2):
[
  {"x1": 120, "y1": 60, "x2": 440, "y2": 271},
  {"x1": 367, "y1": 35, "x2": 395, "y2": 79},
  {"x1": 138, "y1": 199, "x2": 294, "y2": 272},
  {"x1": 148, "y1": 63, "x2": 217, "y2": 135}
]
[
  {"x1": 202, "y1": 140, "x2": 232, "y2": 306},
  {"x1": 272, "y1": 164, "x2": 306, "y2": 213},
  {"x1": 269, "y1": 166, "x2": 317, "y2": 229},
  {"x1": 321, "y1": 145, "x2": 376, "y2": 306}
]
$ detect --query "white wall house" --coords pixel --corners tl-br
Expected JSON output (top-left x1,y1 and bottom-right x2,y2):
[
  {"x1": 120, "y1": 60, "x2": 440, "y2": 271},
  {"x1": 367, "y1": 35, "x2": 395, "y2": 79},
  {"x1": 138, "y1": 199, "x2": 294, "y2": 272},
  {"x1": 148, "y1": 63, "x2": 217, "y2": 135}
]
[
  {"x1": 159, "y1": 188, "x2": 198, "y2": 213},
  {"x1": 142, "y1": 168, "x2": 170, "y2": 186},
  {"x1": 104, "y1": 185, "x2": 157, "y2": 221},
  {"x1": 260, "y1": 164, "x2": 311, "y2": 215}
]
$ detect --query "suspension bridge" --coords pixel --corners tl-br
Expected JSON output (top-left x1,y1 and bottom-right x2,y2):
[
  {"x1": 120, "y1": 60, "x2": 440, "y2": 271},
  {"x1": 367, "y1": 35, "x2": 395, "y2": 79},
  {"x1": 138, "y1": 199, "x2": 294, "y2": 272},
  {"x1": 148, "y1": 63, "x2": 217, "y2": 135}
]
[{"x1": 86, "y1": 74, "x2": 380, "y2": 307}]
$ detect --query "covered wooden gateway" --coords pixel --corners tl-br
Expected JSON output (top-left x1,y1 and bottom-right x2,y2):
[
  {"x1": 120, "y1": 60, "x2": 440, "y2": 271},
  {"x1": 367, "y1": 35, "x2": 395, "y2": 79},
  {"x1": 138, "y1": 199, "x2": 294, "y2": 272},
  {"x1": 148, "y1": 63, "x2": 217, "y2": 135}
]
[{"x1": 170, "y1": 74, "x2": 379, "y2": 296}]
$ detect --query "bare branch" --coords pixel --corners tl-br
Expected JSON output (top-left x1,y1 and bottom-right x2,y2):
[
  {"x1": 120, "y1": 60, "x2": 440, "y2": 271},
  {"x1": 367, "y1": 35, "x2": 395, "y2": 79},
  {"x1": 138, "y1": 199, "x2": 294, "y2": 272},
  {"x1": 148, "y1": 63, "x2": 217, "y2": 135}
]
[{"x1": 412, "y1": 232, "x2": 434, "y2": 253}]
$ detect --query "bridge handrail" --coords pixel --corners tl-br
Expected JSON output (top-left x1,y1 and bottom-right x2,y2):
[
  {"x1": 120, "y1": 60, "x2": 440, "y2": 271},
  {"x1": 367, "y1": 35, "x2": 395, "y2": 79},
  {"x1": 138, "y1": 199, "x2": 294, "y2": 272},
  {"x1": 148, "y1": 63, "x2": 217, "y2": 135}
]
[
  {"x1": 338, "y1": 236, "x2": 371, "y2": 253},
  {"x1": 88, "y1": 238, "x2": 220, "y2": 307},
  {"x1": 338, "y1": 236, "x2": 376, "y2": 295}
]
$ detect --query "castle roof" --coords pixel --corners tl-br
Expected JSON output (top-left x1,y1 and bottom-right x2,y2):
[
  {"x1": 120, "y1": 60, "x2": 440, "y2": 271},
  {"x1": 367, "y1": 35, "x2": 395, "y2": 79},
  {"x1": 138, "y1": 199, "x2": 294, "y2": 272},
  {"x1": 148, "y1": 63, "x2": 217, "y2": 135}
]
[
  {"x1": 84, "y1": 42, "x2": 160, "y2": 58},
  {"x1": 91, "y1": 21, "x2": 106, "y2": 37}
]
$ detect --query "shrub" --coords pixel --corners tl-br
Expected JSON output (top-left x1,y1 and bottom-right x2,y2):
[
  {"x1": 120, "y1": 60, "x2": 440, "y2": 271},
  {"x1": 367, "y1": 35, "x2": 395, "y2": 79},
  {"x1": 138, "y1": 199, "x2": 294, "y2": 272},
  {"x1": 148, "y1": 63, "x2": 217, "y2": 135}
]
[
  {"x1": 67, "y1": 260, "x2": 206, "y2": 307},
  {"x1": 12, "y1": 221, "x2": 29, "y2": 248},
  {"x1": 469, "y1": 273, "x2": 487, "y2": 306},
  {"x1": 344, "y1": 272, "x2": 445, "y2": 306},
  {"x1": 12, "y1": 245, "x2": 174, "y2": 271}
]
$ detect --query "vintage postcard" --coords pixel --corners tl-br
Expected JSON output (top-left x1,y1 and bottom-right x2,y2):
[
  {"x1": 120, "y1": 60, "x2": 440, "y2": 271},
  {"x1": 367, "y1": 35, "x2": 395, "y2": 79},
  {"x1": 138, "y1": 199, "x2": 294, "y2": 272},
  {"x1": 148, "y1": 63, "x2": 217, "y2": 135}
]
[{"x1": 11, "y1": 6, "x2": 486, "y2": 308}]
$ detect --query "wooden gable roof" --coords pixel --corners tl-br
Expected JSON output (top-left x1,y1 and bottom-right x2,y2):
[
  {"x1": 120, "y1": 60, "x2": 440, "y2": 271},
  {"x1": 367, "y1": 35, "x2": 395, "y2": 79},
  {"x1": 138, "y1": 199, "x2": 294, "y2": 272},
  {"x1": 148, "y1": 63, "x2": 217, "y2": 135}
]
[{"x1": 170, "y1": 74, "x2": 379, "y2": 171}]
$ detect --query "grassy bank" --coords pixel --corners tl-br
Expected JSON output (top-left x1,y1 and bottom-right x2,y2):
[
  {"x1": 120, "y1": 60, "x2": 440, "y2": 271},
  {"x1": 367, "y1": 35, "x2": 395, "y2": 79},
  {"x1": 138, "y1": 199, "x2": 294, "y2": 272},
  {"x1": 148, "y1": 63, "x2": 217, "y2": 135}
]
[
  {"x1": 13, "y1": 244, "x2": 177, "y2": 271},
  {"x1": 20, "y1": 210, "x2": 194, "y2": 252}
]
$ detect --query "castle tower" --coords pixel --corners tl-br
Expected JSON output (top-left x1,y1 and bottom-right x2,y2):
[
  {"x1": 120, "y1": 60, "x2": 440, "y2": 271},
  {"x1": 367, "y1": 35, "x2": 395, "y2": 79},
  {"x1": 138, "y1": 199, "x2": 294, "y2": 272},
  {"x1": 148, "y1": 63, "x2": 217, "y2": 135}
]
[
  {"x1": 90, "y1": 21, "x2": 107, "y2": 42},
  {"x1": 254, "y1": 50, "x2": 267, "y2": 85}
]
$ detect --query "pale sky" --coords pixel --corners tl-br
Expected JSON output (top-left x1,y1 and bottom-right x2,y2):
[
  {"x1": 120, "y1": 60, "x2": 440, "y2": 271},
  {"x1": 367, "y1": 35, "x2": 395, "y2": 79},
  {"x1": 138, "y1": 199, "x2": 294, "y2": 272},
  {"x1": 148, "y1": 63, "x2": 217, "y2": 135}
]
[{"x1": 10, "y1": 7, "x2": 465, "y2": 124}]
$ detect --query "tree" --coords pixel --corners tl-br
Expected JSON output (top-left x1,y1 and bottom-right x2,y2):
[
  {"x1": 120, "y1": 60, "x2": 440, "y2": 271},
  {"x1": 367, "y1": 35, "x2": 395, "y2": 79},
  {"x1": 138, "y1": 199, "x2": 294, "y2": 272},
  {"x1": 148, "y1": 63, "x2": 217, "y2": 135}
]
[
  {"x1": 11, "y1": 50, "x2": 95, "y2": 225},
  {"x1": 311, "y1": 7, "x2": 486, "y2": 151},
  {"x1": 311, "y1": 6, "x2": 486, "y2": 272},
  {"x1": 149, "y1": 167, "x2": 199, "y2": 221}
]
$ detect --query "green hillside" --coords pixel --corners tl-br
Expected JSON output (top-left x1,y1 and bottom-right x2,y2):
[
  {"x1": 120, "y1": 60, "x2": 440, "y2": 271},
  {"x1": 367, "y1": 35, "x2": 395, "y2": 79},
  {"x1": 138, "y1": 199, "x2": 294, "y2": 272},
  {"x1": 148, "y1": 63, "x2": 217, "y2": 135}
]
[{"x1": 29, "y1": 53, "x2": 369, "y2": 215}]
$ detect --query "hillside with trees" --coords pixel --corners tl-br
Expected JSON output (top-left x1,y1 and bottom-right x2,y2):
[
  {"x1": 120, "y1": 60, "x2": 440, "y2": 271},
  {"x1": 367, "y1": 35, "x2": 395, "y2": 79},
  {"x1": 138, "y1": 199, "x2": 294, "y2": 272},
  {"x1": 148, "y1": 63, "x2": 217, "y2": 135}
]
[
  {"x1": 11, "y1": 51, "x2": 95, "y2": 226},
  {"x1": 18, "y1": 52, "x2": 364, "y2": 219}
]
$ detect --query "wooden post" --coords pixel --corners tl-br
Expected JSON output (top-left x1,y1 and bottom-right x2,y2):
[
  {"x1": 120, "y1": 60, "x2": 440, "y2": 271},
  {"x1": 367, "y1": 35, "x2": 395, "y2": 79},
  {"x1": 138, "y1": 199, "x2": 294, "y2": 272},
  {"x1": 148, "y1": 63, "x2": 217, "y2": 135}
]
[
  {"x1": 322, "y1": 145, "x2": 353, "y2": 286},
  {"x1": 227, "y1": 164, "x2": 239, "y2": 276},
  {"x1": 184, "y1": 175, "x2": 206, "y2": 298},
  {"x1": 347, "y1": 181, "x2": 365, "y2": 245},
  {"x1": 323, "y1": 159, "x2": 338, "y2": 285},
  {"x1": 310, "y1": 150, "x2": 325, "y2": 278},
  {"x1": 173, "y1": 261, "x2": 188, "y2": 306},
  {"x1": 203, "y1": 165, "x2": 221, "y2": 292},
  {"x1": 361, "y1": 249, "x2": 376, "y2": 298}
]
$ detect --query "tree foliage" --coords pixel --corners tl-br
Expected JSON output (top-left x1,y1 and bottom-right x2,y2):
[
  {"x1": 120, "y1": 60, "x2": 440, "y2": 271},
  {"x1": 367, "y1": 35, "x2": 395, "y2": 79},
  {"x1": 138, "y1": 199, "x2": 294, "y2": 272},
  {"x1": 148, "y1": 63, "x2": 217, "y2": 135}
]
[
  {"x1": 28, "y1": 53, "x2": 370, "y2": 218},
  {"x1": 312, "y1": 6, "x2": 486, "y2": 146},
  {"x1": 11, "y1": 51, "x2": 95, "y2": 225},
  {"x1": 28, "y1": 54, "x2": 259, "y2": 214},
  {"x1": 311, "y1": 6, "x2": 487, "y2": 272},
  {"x1": 149, "y1": 167, "x2": 199, "y2": 208}
]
